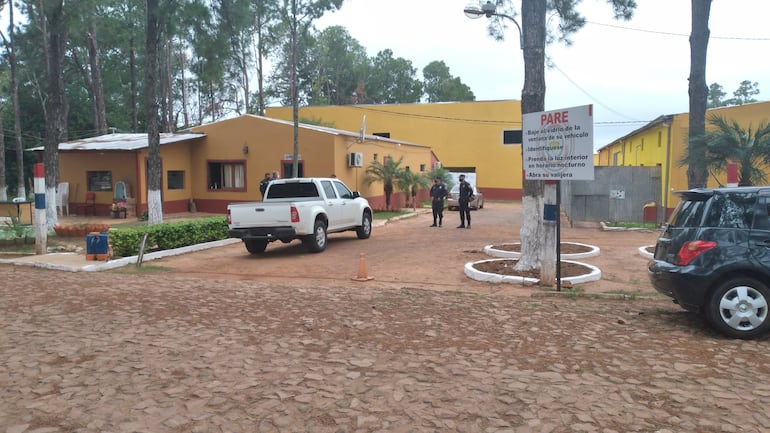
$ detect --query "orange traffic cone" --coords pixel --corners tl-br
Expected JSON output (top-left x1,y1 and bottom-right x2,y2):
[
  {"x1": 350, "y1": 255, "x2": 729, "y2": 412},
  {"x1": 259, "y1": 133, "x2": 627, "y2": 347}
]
[{"x1": 352, "y1": 252, "x2": 374, "y2": 281}]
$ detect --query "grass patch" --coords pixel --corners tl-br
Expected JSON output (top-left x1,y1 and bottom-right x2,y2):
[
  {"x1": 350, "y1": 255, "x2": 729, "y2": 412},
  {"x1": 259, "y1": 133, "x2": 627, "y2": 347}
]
[
  {"x1": 373, "y1": 210, "x2": 410, "y2": 220},
  {"x1": 604, "y1": 221, "x2": 659, "y2": 229}
]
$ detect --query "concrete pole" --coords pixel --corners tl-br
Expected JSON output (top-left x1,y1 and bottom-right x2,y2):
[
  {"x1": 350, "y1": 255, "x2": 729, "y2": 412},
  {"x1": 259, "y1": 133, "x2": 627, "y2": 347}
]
[
  {"x1": 541, "y1": 180, "x2": 557, "y2": 287},
  {"x1": 34, "y1": 163, "x2": 47, "y2": 255}
]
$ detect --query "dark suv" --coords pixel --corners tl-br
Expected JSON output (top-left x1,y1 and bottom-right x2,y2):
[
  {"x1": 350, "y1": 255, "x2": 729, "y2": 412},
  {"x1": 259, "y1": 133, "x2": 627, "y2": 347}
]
[{"x1": 648, "y1": 187, "x2": 770, "y2": 339}]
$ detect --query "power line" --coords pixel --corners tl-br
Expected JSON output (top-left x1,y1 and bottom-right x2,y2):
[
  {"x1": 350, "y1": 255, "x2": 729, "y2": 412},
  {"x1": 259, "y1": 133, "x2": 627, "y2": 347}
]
[
  {"x1": 549, "y1": 60, "x2": 640, "y2": 121},
  {"x1": 587, "y1": 21, "x2": 770, "y2": 41}
]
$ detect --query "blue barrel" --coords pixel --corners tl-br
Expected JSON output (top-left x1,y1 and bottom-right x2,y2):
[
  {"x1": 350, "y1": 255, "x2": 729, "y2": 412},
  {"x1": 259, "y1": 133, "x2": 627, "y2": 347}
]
[{"x1": 86, "y1": 233, "x2": 109, "y2": 260}]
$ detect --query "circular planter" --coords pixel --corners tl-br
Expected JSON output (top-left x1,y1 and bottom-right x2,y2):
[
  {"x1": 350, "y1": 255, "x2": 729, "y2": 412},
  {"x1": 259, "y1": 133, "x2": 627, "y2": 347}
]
[
  {"x1": 483, "y1": 242, "x2": 600, "y2": 260},
  {"x1": 465, "y1": 258, "x2": 601, "y2": 285},
  {"x1": 638, "y1": 245, "x2": 654, "y2": 259}
]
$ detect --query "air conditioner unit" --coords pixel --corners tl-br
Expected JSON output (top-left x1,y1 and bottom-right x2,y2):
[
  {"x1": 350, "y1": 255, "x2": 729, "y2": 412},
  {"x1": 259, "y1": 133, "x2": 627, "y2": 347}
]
[{"x1": 348, "y1": 152, "x2": 363, "y2": 167}]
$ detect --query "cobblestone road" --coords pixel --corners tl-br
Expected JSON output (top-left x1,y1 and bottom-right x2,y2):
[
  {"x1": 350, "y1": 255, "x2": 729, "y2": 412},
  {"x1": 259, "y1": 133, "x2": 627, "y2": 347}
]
[{"x1": 2, "y1": 265, "x2": 770, "y2": 433}]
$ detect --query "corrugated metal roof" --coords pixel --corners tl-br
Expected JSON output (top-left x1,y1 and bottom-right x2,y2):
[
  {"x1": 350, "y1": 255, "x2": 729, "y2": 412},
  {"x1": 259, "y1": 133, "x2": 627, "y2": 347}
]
[
  {"x1": 197, "y1": 114, "x2": 429, "y2": 148},
  {"x1": 29, "y1": 132, "x2": 206, "y2": 151}
]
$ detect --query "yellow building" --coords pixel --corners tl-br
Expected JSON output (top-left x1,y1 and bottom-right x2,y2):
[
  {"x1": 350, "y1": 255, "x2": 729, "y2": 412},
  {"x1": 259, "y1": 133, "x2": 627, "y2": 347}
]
[
  {"x1": 266, "y1": 100, "x2": 524, "y2": 200},
  {"x1": 597, "y1": 100, "x2": 770, "y2": 215},
  {"x1": 42, "y1": 115, "x2": 430, "y2": 216}
]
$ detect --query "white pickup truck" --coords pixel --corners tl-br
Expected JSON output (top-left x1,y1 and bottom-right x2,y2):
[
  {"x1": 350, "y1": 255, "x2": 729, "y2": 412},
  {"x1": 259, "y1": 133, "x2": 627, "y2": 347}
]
[{"x1": 227, "y1": 178, "x2": 373, "y2": 254}]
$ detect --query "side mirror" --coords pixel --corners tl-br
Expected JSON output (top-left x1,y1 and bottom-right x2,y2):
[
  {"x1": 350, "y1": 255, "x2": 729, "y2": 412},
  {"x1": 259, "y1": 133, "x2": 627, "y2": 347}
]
[{"x1": 352, "y1": 191, "x2": 360, "y2": 198}]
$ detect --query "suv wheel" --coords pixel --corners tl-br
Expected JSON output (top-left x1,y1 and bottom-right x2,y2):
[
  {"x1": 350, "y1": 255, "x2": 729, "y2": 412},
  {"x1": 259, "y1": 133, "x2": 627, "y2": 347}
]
[{"x1": 706, "y1": 277, "x2": 770, "y2": 339}]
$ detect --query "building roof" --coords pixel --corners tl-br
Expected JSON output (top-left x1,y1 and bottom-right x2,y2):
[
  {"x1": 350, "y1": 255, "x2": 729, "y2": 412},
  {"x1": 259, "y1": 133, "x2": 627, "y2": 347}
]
[
  {"x1": 196, "y1": 114, "x2": 429, "y2": 149},
  {"x1": 595, "y1": 115, "x2": 675, "y2": 153},
  {"x1": 30, "y1": 132, "x2": 207, "y2": 151}
]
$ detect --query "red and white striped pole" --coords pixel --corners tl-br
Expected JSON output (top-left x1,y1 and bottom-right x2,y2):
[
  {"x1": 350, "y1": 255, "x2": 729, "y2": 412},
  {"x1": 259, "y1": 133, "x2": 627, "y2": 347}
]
[{"x1": 34, "y1": 163, "x2": 47, "y2": 255}]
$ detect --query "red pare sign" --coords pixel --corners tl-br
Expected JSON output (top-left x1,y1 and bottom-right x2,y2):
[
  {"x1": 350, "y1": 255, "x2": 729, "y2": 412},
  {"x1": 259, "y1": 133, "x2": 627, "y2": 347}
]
[{"x1": 541, "y1": 111, "x2": 569, "y2": 125}]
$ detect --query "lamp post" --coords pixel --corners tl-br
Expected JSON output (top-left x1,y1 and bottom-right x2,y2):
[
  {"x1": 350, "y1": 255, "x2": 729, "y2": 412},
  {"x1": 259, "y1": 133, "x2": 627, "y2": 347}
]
[{"x1": 463, "y1": 1, "x2": 523, "y2": 49}]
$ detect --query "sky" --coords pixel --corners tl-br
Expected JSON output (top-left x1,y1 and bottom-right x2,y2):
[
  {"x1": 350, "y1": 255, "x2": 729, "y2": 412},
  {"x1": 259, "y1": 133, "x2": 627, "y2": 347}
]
[{"x1": 315, "y1": 0, "x2": 770, "y2": 149}]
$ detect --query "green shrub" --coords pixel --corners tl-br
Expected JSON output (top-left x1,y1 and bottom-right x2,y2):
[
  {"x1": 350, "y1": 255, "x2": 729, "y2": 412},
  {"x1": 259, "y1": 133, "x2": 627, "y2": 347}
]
[{"x1": 109, "y1": 217, "x2": 229, "y2": 257}]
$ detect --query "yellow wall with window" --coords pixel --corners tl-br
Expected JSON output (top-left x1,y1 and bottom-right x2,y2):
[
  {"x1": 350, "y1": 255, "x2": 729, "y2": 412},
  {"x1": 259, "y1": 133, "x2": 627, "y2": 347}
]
[
  {"x1": 50, "y1": 114, "x2": 431, "y2": 216},
  {"x1": 190, "y1": 115, "x2": 431, "y2": 211},
  {"x1": 266, "y1": 100, "x2": 524, "y2": 200},
  {"x1": 57, "y1": 150, "x2": 139, "y2": 215}
]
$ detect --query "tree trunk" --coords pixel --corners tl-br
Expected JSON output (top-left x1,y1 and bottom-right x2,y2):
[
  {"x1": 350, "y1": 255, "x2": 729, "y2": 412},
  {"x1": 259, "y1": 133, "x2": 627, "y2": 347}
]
[
  {"x1": 145, "y1": 0, "x2": 163, "y2": 225},
  {"x1": 130, "y1": 35, "x2": 138, "y2": 131},
  {"x1": 180, "y1": 45, "x2": 190, "y2": 127},
  {"x1": 290, "y1": 0, "x2": 300, "y2": 178},
  {"x1": 256, "y1": 14, "x2": 266, "y2": 116},
  {"x1": 686, "y1": 0, "x2": 712, "y2": 189},
  {"x1": 0, "y1": 112, "x2": 6, "y2": 201},
  {"x1": 165, "y1": 37, "x2": 174, "y2": 132},
  {"x1": 516, "y1": 0, "x2": 547, "y2": 272},
  {"x1": 44, "y1": 1, "x2": 67, "y2": 230},
  {"x1": 87, "y1": 23, "x2": 108, "y2": 135},
  {"x1": 10, "y1": 2, "x2": 26, "y2": 199}
]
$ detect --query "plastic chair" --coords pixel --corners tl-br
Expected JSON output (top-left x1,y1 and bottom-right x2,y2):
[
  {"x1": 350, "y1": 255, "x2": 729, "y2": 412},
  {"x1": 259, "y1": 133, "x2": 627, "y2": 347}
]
[
  {"x1": 56, "y1": 182, "x2": 69, "y2": 216},
  {"x1": 78, "y1": 192, "x2": 96, "y2": 216},
  {"x1": 114, "y1": 181, "x2": 127, "y2": 201}
]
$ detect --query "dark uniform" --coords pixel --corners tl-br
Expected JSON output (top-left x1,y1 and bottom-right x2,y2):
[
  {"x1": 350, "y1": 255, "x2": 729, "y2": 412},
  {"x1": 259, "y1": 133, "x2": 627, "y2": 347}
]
[
  {"x1": 457, "y1": 176, "x2": 474, "y2": 229},
  {"x1": 259, "y1": 174, "x2": 271, "y2": 199},
  {"x1": 429, "y1": 178, "x2": 448, "y2": 227}
]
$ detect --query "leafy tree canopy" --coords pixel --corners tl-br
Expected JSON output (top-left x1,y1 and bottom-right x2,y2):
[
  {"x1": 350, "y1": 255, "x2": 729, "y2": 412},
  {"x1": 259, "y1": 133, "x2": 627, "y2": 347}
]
[
  {"x1": 422, "y1": 60, "x2": 475, "y2": 103},
  {"x1": 708, "y1": 80, "x2": 761, "y2": 108}
]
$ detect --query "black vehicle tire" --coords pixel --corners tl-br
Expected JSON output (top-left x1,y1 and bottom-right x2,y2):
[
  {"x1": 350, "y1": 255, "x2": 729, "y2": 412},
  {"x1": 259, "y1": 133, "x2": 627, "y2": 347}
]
[
  {"x1": 244, "y1": 239, "x2": 268, "y2": 254},
  {"x1": 356, "y1": 211, "x2": 372, "y2": 239},
  {"x1": 705, "y1": 277, "x2": 770, "y2": 339},
  {"x1": 303, "y1": 219, "x2": 327, "y2": 253}
]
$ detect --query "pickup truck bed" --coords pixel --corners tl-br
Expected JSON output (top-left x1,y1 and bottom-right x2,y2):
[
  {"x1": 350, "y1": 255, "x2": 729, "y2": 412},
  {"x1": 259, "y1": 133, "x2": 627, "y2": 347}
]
[{"x1": 228, "y1": 178, "x2": 372, "y2": 254}]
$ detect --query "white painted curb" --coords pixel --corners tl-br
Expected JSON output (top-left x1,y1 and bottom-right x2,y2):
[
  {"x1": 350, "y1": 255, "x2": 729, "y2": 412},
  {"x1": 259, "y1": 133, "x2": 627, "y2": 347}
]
[
  {"x1": 483, "y1": 242, "x2": 600, "y2": 260},
  {"x1": 638, "y1": 245, "x2": 654, "y2": 260},
  {"x1": 465, "y1": 258, "x2": 602, "y2": 285},
  {"x1": 0, "y1": 238, "x2": 241, "y2": 272}
]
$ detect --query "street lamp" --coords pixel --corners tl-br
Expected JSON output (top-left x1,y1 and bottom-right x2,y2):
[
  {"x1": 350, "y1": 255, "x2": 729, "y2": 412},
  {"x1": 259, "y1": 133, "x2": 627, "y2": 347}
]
[{"x1": 463, "y1": 1, "x2": 523, "y2": 49}]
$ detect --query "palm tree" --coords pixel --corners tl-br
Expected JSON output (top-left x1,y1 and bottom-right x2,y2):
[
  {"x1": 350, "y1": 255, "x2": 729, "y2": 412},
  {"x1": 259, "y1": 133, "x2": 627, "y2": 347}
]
[
  {"x1": 681, "y1": 115, "x2": 770, "y2": 186},
  {"x1": 364, "y1": 157, "x2": 404, "y2": 210},
  {"x1": 396, "y1": 169, "x2": 429, "y2": 210},
  {"x1": 427, "y1": 167, "x2": 453, "y2": 190}
]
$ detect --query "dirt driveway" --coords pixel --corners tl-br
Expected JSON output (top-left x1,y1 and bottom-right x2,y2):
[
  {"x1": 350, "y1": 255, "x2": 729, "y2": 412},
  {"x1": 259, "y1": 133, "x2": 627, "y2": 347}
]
[
  {"x1": 155, "y1": 201, "x2": 659, "y2": 296},
  {"x1": 4, "y1": 203, "x2": 770, "y2": 432}
]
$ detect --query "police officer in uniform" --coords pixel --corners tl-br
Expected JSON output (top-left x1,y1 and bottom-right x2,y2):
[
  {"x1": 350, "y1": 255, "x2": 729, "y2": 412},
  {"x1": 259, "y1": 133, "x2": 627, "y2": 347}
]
[
  {"x1": 457, "y1": 174, "x2": 474, "y2": 229},
  {"x1": 259, "y1": 172, "x2": 271, "y2": 199},
  {"x1": 429, "y1": 176, "x2": 448, "y2": 227}
]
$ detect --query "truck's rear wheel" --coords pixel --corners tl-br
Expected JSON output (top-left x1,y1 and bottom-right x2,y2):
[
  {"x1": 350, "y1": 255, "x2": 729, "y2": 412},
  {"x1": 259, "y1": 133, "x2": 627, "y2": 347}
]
[
  {"x1": 303, "y1": 220, "x2": 327, "y2": 253},
  {"x1": 356, "y1": 211, "x2": 372, "y2": 239},
  {"x1": 244, "y1": 239, "x2": 268, "y2": 254}
]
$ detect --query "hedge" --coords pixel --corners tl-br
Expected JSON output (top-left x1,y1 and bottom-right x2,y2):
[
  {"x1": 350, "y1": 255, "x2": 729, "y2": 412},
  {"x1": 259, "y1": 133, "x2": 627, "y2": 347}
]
[{"x1": 109, "y1": 217, "x2": 229, "y2": 257}]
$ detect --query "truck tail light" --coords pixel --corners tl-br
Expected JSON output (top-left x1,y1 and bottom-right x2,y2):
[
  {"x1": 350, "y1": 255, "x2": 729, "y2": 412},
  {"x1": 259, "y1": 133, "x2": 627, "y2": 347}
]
[
  {"x1": 675, "y1": 240, "x2": 716, "y2": 265},
  {"x1": 290, "y1": 206, "x2": 300, "y2": 223},
  {"x1": 227, "y1": 208, "x2": 231, "y2": 225}
]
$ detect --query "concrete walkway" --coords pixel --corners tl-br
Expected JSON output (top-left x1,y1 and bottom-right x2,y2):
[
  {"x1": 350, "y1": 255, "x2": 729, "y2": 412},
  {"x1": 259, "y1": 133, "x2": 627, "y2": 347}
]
[{"x1": 0, "y1": 211, "x2": 414, "y2": 272}]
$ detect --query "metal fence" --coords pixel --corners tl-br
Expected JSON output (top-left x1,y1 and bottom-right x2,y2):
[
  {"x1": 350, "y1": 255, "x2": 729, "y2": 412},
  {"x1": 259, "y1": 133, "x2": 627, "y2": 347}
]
[{"x1": 561, "y1": 166, "x2": 662, "y2": 224}]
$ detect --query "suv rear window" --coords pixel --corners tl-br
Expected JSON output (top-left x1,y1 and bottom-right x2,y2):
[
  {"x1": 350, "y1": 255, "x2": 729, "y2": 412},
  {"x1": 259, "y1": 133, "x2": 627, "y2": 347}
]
[
  {"x1": 668, "y1": 196, "x2": 708, "y2": 228},
  {"x1": 703, "y1": 192, "x2": 757, "y2": 229}
]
